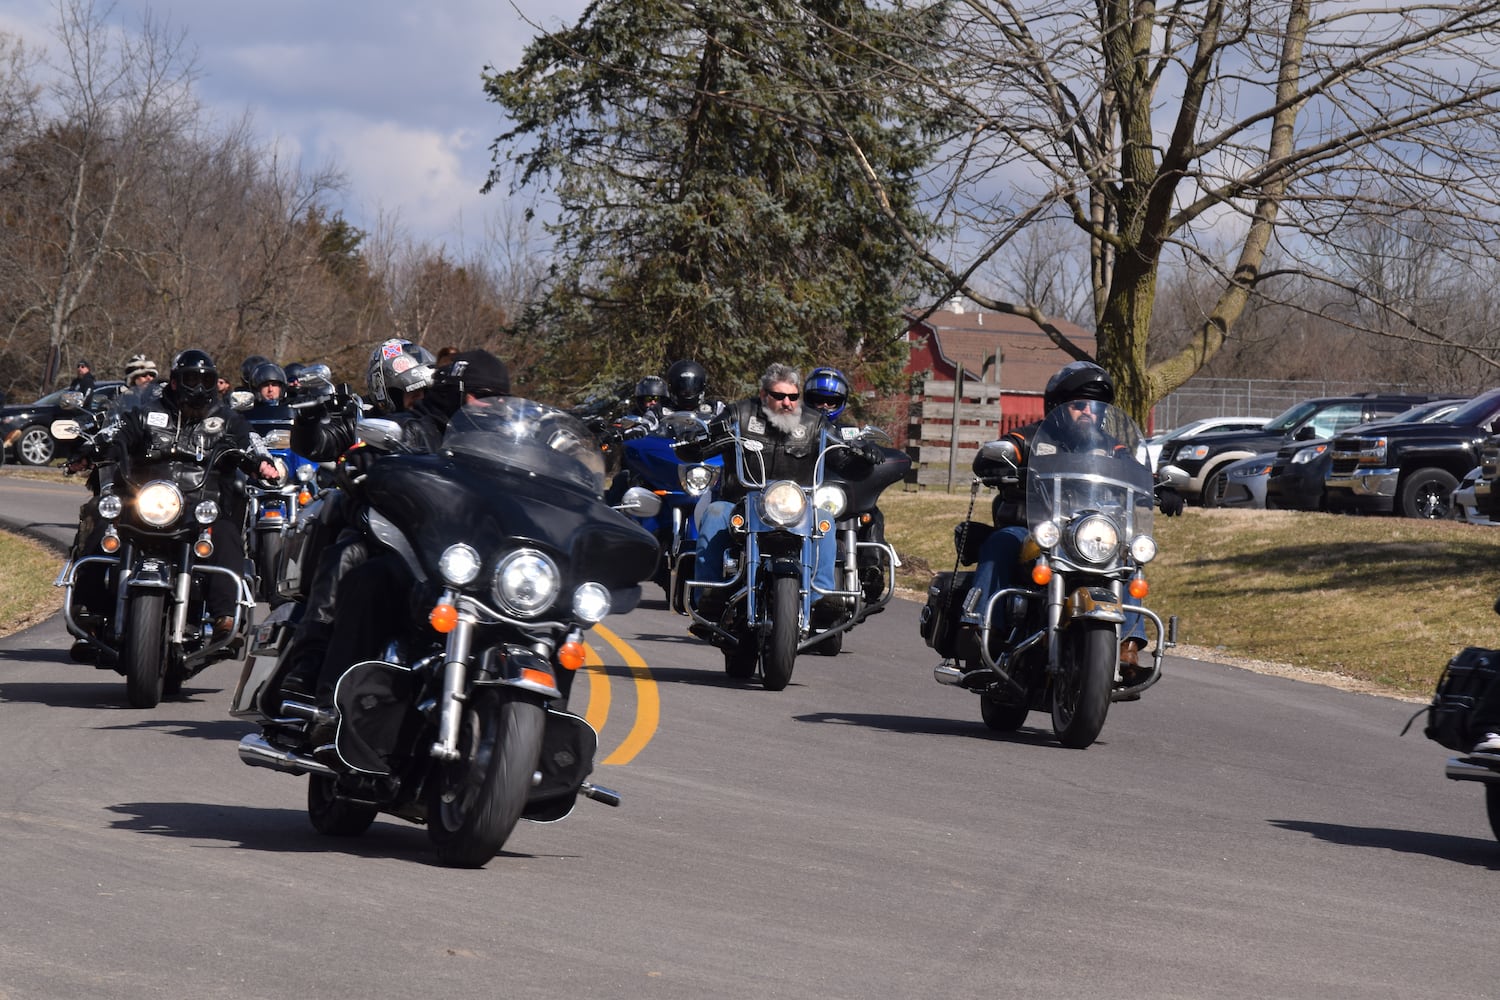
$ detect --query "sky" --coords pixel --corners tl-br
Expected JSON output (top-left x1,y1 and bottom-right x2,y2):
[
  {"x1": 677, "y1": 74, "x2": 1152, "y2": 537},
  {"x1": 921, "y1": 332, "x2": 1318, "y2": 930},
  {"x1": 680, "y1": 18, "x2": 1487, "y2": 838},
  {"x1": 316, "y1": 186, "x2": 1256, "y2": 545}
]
[{"x1": 0, "y1": 0, "x2": 589, "y2": 250}]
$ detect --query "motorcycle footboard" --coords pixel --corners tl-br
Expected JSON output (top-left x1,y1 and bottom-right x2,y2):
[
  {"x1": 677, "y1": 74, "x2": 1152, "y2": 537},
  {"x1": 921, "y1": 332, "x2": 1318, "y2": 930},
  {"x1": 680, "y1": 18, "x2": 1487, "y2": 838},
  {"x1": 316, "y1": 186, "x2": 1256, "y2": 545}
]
[
  {"x1": 1447, "y1": 756, "x2": 1500, "y2": 783},
  {"x1": 523, "y1": 709, "x2": 604, "y2": 823}
]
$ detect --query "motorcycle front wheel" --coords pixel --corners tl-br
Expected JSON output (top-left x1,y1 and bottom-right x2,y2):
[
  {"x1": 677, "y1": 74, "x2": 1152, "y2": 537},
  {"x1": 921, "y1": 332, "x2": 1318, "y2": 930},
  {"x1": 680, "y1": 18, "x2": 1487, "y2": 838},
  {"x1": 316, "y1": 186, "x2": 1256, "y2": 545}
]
[
  {"x1": 255, "y1": 531, "x2": 287, "y2": 603},
  {"x1": 760, "y1": 575, "x2": 799, "y2": 691},
  {"x1": 122, "y1": 590, "x2": 168, "y2": 709},
  {"x1": 1050, "y1": 622, "x2": 1114, "y2": 749},
  {"x1": 1486, "y1": 784, "x2": 1500, "y2": 843},
  {"x1": 427, "y1": 689, "x2": 545, "y2": 868}
]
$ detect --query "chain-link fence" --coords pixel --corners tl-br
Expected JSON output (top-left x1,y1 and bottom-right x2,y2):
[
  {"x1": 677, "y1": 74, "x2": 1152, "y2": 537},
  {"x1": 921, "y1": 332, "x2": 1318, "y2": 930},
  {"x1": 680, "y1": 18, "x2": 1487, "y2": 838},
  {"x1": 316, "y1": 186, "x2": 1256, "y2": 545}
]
[{"x1": 1150, "y1": 377, "x2": 1444, "y2": 431}]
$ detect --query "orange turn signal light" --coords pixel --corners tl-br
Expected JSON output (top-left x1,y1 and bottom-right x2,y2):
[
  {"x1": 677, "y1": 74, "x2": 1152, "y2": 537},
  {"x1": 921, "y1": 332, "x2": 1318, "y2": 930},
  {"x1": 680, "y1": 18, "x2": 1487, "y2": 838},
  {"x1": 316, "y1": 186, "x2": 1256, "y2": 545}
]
[
  {"x1": 260, "y1": 509, "x2": 283, "y2": 520},
  {"x1": 558, "y1": 640, "x2": 586, "y2": 671},
  {"x1": 1129, "y1": 577, "x2": 1149, "y2": 599},
  {"x1": 730, "y1": 513, "x2": 746, "y2": 529},
  {"x1": 521, "y1": 666, "x2": 555, "y2": 688},
  {"x1": 297, "y1": 489, "x2": 313, "y2": 505},
  {"x1": 1031, "y1": 562, "x2": 1053, "y2": 586},
  {"x1": 193, "y1": 537, "x2": 215, "y2": 558},
  {"x1": 429, "y1": 603, "x2": 458, "y2": 633},
  {"x1": 101, "y1": 534, "x2": 120, "y2": 553}
]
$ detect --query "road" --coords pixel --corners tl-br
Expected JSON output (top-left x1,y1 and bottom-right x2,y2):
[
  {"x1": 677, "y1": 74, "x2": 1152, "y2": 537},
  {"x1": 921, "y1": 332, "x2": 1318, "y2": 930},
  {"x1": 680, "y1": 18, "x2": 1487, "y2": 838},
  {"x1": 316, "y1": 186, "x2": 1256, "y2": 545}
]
[{"x1": 0, "y1": 473, "x2": 1495, "y2": 999}]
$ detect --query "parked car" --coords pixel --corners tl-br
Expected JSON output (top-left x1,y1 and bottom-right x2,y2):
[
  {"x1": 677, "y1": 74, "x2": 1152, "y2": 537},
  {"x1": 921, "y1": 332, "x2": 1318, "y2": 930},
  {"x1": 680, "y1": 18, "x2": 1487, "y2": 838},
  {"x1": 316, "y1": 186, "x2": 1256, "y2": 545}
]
[
  {"x1": 1212, "y1": 451, "x2": 1277, "y2": 508},
  {"x1": 1263, "y1": 397, "x2": 1468, "y2": 512},
  {"x1": 0, "y1": 381, "x2": 127, "y2": 466},
  {"x1": 1145, "y1": 415, "x2": 1269, "y2": 471},
  {"x1": 1164, "y1": 393, "x2": 1441, "y2": 507},
  {"x1": 1326, "y1": 387, "x2": 1500, "y2": 518}
]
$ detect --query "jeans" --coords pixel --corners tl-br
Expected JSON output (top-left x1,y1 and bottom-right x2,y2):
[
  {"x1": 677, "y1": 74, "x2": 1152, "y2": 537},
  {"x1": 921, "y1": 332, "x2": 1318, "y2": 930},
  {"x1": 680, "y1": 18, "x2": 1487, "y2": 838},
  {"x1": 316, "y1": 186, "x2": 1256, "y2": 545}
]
[
  {"x1": 693, "y1": 499, "x2": 836, "y2": 602},
  {"x1": 971, "y1": 524, "x2": 1146, "y2": 643}
]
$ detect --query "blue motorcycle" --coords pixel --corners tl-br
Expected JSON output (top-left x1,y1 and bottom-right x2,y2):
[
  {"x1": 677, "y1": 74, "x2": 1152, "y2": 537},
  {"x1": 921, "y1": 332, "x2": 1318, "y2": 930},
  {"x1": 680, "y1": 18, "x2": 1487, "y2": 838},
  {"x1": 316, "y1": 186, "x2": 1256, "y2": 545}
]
[
  {"x1": 241, "y1": 399, "x2": 321, "y2": 603},
  {"x1": 615, "y1": 411, "x2": 722, "y2": 603}
]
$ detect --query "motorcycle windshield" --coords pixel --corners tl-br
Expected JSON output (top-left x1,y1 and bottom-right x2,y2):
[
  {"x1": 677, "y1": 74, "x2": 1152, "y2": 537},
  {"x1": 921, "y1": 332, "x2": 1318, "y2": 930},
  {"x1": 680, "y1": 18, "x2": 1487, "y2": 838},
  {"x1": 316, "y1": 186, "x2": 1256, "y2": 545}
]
[
  {"x1": 1026, "y1": 401, "x2": 1155, "y2": 542},
  {"x1": 441, "y1": 398, "x2": 607, "y2": 496}
]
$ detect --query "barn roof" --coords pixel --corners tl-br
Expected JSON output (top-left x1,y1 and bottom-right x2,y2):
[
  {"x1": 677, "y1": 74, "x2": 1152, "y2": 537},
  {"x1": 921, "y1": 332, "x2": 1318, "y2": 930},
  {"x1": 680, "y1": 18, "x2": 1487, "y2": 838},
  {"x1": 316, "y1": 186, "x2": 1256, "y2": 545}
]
[{"x1": 906, "y1": 302, "x2": 1097, "y2": 394}]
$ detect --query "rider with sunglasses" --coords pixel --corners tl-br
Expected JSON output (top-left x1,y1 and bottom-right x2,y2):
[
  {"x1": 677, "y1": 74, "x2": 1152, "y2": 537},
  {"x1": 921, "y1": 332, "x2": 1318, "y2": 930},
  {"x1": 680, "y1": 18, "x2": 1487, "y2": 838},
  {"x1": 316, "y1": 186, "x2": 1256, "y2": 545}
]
[{"x1": 679, "y1": 362, "x2": 882, "y2": 618}]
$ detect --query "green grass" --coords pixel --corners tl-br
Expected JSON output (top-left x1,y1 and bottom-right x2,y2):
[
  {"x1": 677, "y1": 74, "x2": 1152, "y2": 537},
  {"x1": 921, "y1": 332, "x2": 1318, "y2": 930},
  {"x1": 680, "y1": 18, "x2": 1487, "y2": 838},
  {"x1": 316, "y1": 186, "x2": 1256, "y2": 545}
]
[
  {"x1": 0, "y1": 530, "x2": 62, "y2": 640},
  {"x1": 882, "y1": 489, "x2": 1500, "y2": 697}
]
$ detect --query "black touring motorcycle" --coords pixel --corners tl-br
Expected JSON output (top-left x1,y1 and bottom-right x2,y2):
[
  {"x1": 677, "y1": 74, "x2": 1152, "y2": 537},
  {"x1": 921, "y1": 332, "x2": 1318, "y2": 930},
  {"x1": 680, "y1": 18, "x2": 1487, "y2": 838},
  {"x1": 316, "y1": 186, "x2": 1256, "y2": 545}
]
[
  {"x1": 52, "y1": 397, "x2": 257, "y2": 708},
  {"x1": 231, "y1": 400, "x2": 660, "y2": 867}
]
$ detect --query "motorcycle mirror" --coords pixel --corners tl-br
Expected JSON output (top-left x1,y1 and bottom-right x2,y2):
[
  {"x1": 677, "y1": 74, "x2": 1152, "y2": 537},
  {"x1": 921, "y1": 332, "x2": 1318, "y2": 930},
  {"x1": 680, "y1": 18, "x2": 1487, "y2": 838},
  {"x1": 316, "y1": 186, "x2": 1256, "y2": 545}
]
[
  {"x1": 297, "y1": 363, "x2": 334, "y2": 390},
  {"x1": 977, "y1": 437, "x2": 1020, "y2": 468},
  {"x1": 1156, "y1": 463, "x2": 1190, "y2": 488},
  {"x1": 50, "y1": 418, "x2": 82, "y2": 441},
  {"x1": 356, "y1": 417, "x2": 405, "y2": 451},
  {"x1": 229, "y1": 389, "x2": 256, "y2": 411},
  {"x1": 616, "y1": 485, "x2": 663, "y2": 518},
  {"x1": 58, "y1": 390, "x2": 87, "y2": 412}
]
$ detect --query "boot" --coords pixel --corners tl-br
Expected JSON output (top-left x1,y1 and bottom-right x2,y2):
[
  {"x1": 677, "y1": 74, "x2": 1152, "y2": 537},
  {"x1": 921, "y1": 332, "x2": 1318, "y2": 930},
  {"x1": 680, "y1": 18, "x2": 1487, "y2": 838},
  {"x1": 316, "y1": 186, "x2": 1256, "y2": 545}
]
[{"x1": 1119, "y1": 637, "x2": 1148, "y2": 683}]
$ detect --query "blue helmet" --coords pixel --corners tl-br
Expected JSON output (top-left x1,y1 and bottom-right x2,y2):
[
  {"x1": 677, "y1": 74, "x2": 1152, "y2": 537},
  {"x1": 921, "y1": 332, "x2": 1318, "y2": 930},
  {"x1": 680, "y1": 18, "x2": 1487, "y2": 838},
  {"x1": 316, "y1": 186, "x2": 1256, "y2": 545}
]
[{"x1": 804, "y1": 366, "x2": 851, "y2": 421}]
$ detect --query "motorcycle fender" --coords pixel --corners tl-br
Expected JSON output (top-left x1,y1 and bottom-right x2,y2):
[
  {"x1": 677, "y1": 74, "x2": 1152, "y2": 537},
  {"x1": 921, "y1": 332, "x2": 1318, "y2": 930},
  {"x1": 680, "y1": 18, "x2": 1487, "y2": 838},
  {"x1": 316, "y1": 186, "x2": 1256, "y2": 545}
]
[
  {"x1": 523, "y1": 708, "x2": 601, "y2": 823},
  {"x1": 475, "y1": 644, "x2": 563, "y2": 700},
  {"x1": 130, "y1": 559, "x2": 174, "y2": 589},
  {"x1": 1065, "y1": 586, "x2": 1126, "y2": 624},
  {"x1": 769, "y1": 556, "x2": 804, "y2": 578}
]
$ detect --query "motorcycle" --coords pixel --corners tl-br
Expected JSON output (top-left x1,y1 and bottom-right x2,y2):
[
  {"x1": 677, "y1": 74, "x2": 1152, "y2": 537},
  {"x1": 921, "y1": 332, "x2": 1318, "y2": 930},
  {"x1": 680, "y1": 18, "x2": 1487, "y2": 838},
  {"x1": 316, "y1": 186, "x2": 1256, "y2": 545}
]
[
  {"x1": 679, "y1": 420, "x2": 871, "y2": 690},
  {"x1": 1406, "y1": 635, "x2": 1500, "y2": 841},
  {"x1": 51, "y1": 397, "x2": 257, "y2": 708},
  {"x1": 230, "y1": 399, "x2": 661, "y2": 867},
  {"x1": 615, "y1": 411, "x2": 722, "y2": 601},
  {"x1": 809, "y1": 425, "x2": 910, "y2": 656},
  {"x1": 919, "y1": 402, "x2": 1179, "y2": 748},
  {"x1": 234, "y1": 392, "x2": 322, "y2": 604}
]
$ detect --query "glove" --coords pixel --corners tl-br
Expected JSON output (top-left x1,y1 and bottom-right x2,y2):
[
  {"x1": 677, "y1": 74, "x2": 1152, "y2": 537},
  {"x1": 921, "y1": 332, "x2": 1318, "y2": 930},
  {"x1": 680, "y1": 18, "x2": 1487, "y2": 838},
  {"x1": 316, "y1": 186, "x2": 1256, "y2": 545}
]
[
  {"x1": 1157, "y1": 486, "x2": 1184, "y2": 517},
  {"x1": 706, "y1": 416, "x2": 731, "y2": 441},
  {"x1": 855, "y1": 442, "x2": 884, "y2": 466},
  {"x1": 64, "y1": 456, "x2": 91, "y2": 477}
]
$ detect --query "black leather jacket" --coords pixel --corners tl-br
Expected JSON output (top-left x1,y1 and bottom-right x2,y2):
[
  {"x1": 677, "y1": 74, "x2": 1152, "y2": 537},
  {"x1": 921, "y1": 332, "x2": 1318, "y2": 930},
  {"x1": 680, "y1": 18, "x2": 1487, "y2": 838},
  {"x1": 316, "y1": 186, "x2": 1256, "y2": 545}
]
[
  {"x1": 292, "y1": 396, "x2": 452, "y2": 462},
  {"x1": 679, "y1": 396, "x2": 871, "y2": 503},
  {"x1": 89, "y1": 390, "x2": 267, "y2": 477}
]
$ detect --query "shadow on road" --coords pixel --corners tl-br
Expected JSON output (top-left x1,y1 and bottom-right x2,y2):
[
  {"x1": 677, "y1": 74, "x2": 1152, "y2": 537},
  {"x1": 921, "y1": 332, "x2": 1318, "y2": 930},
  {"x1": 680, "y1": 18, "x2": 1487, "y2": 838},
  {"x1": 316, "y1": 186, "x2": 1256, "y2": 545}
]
[
  {"x1": 104, "y1": 800, "x2": 545, "y2": 866},
  {"x1": 1271, "y1": 819, "x2": 1500, "y2": 869},
  {"x1": 627, "y1": 664, "x2": 779, "y2": 689},
  {"x1": 0, "y1": 678, "x2": 230, "y2": 710},
  {"x1": 793, "y1": 709, "x2": 1061, "y2": 745},
  {"x1": 94, "y1": 716, "x2": 257, "y2": 742}
]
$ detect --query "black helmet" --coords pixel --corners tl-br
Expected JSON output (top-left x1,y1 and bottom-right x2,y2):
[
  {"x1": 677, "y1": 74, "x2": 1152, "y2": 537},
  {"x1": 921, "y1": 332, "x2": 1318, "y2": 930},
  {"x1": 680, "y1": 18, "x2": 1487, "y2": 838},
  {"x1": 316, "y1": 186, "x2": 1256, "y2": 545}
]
[
  {"x1": 634, "y1": 375, "x2": 669, "y2": 410},
  {"x1": 251, "y1": 361, "x2": 287, "y2": 392},
  {"x1": 239, "y1": 354, "x2": 271, "y2": 388},
  {"x1": 1043, "y1": 361, "x2": 1114, "y2": 413},
  {"x1": 283, "y1": 361, "x2": 307, "y2": 386},
  {"x1": 666, "y1": 359, "x2": 708, "y2": 410},
  {"x1": 367, "y1": 339, "x2": 437, "y2": 413},
  {"x1": 171, "y1": 349, "x2": 220, "y2": 411}
]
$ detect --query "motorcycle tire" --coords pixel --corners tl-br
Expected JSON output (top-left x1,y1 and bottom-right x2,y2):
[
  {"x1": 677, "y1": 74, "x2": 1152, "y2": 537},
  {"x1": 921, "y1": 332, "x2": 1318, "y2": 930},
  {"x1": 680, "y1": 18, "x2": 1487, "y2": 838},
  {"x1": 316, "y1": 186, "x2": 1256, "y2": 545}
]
[
  {"x1": 1050, "y1": 622, "x2": 1114, "y2": 749},
  {"x1": 307, "y1": 773, "x2": 379, "y2": 837},
  {"x1": 723, "y1": 646, "x2": 758, "y2": 679},
  {"x1": 1487, "y1": 784, "x2": 1500, "y2": 843},
  {"x1": 760, "y1": 576, "x2": 799, "y2": 692},
  {"x1": 427, "y1": 689, "x2": 545, "y2": 868},
  {"x1": 980, "y1": 695, "x2": 1029, "y2": 732},
  {"x1": 255, "y1": 532, "x2": 287, "y2": 603},
  {"x1": 122, "y1": 590, "x2": 168, "y2": 709}
]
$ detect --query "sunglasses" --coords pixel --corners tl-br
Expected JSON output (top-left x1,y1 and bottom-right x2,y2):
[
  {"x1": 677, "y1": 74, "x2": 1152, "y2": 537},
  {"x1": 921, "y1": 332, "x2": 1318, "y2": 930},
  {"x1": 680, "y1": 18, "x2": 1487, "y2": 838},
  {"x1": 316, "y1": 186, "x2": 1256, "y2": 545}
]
[
  {"x1": 805, "y1": 393, "x2": 842, "y2": 409},
  {"x1": 640, "y1": 395, "x2": 662, "y2": 403},
  {"x1": 767, "y1": 390, "x2": 800, "y2": 402},
  {"x1": 1067, "y1": 400, "x2": 1097, "y2": 412}
]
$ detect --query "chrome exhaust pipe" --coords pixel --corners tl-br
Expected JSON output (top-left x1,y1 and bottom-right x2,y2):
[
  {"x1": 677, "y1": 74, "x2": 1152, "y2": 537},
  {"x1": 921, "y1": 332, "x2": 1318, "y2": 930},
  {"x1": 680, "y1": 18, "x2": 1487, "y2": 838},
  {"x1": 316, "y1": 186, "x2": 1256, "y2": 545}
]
[
  {"x1": 1446, "y1": 757, "x2": 1500, "y2": 783},
  {"x1": 934, "y1": 661, "x2": 966, "y2": 686},
  {"x1": 238, "y1": 733, "x2": 337, "y2": 777}
]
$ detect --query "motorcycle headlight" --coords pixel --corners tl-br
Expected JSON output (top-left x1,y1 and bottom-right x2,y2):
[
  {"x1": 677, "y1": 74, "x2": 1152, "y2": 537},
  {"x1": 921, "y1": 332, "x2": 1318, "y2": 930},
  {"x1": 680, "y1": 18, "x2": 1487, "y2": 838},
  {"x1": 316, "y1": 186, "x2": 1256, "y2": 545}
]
[
  {"x1": 439, "y1": 543, "x2": 482, "y2": 586},
  {"x1": 136, "y1": 481, "x2": 184, "y2": 527},
  {"x1": 757, "y1": 481, "x2": 807, "y2": 527},
  {"x1": 295, "y1": 462, "x2": 317, "y2": 483},
  {"x1": 97, "y1": 494, "x2": 123, "y2": 520},
  {"x1": 679, "y1": 463, "x2": 719, "y2": 496},
  {"x1": 261, "y1": 429, "x2": 292, "y2": 450},
  {"x1": 813, "y1": 485, "x2": 847, "y2": 517},
  {"x1": 572, "y1": 582, "x2": 612, "y2": 624},
  {"x1": 491, "y1": 548, "x2": 559, "y2": 618},
  {"x1": 1130, "y1": 534, "x2": 1158, "y2": 564},
  {"x1": 194, "y1": 500, "x2": 219, "y2": 525},
  {"x1": 1068, "y1": 514, "x2": 1120, "y2": 565},
  {"x1": 1032, "y1": 519, "x2": 1061, "y2": 550}
]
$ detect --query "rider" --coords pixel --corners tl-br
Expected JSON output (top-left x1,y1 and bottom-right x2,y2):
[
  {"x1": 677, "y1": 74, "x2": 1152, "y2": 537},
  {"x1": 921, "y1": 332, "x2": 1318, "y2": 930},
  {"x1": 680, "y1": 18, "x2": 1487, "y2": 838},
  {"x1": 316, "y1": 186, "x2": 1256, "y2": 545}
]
[
  {"x1": 282, "y1": 347, "x2": 508, "y2": 718},
  {"x1": 68, "y1": 359, "x2": 96, "y2": 399},
  {"x1": 69, "y1": 349, "x2": 280, "y2": 643},
  {"x1": 123, "y1": 355, "x2": 158, "y2": 390},
  {"x1": 679, "y1": 362, "x2": 880, "y2": 621},
  {"x1": 664, "y1": 359, "x2": 724, "y2": 419},
  {"x1": 629, "y1": 375, "x2": 669, "y2": 425},
  {"x1": 239, "y1": 355, "x2": 272, "y2": 392},
  {"x1": 967, "y1": 361, "x2": 1176, "y2": 675},
  {"x1": 250, "y1": 362, "x2": 289, "y2": 405},
  {"x1": 804, "y1": 365, "x2": 892, "y2": 599}
]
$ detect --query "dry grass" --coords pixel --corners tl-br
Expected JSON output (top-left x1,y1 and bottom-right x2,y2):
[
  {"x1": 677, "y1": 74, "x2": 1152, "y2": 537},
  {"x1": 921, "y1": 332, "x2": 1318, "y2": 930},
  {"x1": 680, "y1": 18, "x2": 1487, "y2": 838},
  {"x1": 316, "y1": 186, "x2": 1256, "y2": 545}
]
[
  {"x1": 882, "y1": 488, "x2": 1500, "y2": 698},
  {"x1": 0, "y1": 531, "x2": 63, "y2": 640}
]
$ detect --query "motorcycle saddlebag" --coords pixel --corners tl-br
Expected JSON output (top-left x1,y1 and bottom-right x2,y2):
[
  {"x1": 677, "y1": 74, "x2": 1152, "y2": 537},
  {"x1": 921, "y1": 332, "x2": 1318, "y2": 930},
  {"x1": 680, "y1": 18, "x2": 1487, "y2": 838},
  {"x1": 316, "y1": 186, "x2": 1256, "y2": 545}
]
[
  {"x1": 919, "y1": 571, "x2": 975, "y2": 659},
  {"x1": 1424, "y1": 646, "x2": 1500, "y2": 751}
]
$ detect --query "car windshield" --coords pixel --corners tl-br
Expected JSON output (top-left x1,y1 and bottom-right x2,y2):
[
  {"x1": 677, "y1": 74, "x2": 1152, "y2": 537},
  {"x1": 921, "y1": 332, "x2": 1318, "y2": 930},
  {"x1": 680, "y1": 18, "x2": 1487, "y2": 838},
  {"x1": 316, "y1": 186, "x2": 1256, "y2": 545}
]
[
  {"x1": 1262, "y1": 401, "x2": 1319, "y2": 434},
  {"x1": 1443, "y1": 390, "x2": 1500, "y2": 427}
]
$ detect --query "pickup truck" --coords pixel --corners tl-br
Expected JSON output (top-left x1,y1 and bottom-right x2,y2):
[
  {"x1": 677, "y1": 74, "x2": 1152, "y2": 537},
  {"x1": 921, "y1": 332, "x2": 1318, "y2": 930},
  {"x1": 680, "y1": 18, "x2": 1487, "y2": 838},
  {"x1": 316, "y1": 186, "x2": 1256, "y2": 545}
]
[
  {"x1": 1161, "y1": 393, "x2": 1439, "y2": 506},
  {"x1": 1324, "y1": 387, "x2": 1500, "y2": 518}
]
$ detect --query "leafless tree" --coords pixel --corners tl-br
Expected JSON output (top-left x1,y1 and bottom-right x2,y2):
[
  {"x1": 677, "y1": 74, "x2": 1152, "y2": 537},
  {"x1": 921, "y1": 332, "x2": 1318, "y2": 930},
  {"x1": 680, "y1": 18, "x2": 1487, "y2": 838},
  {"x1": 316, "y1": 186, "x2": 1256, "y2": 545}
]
[{"x1": 811, "y1": 1, "x2": 1500, "y2": 419}]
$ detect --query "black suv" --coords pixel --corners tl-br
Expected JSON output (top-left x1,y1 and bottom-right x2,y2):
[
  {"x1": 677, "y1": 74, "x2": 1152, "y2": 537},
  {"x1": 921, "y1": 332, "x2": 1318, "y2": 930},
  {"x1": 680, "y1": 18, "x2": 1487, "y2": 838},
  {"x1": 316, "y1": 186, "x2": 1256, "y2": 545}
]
[
  {"x1": 1325, "y1": 387, "x2": 1500, "y2": 518},
  {"x1": 0, "y1": 381, "x2": 127, "y2": 466},
  {"x1": 1163, "y1": 393, "x2": 1441, "y2": 506}
]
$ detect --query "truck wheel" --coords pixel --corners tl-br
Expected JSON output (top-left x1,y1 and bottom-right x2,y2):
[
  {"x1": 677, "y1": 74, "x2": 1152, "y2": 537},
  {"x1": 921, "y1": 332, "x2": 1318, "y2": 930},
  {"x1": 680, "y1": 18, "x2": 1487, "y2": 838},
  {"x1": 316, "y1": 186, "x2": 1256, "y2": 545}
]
[{"x1": 1399, "y1": 468, "x2": 1457, "y2": 519}]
